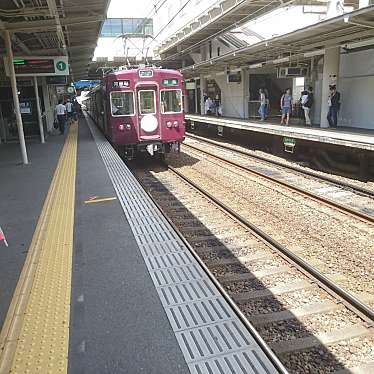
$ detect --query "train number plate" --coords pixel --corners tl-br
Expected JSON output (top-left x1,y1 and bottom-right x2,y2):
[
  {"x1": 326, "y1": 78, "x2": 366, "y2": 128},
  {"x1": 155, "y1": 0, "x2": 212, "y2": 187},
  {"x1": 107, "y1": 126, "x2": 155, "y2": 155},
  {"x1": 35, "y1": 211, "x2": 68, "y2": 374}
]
[{"x1": 139, "y1": 70, "x2": 153, "y2": 78}]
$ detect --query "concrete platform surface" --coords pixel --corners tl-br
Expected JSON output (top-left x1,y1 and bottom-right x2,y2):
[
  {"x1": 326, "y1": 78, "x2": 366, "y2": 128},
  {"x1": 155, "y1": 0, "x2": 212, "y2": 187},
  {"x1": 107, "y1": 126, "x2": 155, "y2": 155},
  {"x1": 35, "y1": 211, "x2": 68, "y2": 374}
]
[
  {"x1": 186, "y1": 114, "x2": 374, "y2": 151},
  {"x1": 0, "y1": 118, "x2": 280, "y2": 373},
  {"x1": 0, "y1": 134, "x2": 65, "y2": 328}
]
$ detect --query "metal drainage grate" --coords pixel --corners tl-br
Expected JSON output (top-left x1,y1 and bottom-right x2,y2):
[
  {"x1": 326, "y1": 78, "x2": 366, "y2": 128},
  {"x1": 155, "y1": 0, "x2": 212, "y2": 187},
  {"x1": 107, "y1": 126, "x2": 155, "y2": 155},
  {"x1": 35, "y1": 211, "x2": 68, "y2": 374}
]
[{"x1": 87, "y1": 119, "x2": 278, "y2": 374}]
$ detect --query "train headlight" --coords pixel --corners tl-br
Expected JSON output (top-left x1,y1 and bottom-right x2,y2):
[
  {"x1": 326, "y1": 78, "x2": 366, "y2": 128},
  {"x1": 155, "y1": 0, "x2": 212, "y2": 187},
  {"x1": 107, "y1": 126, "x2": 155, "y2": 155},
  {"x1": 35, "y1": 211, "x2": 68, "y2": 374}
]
[
  {"x1": 141, "y1": 115, "x2": 158, "y2": 132},
  {"x1": 118, "y1": 124, "x2": 125, "y2": 131},
  {"x1": 166, "y1": 121, "x2": 172, "y2": 128},
  {"x1": 126, "y1": 124, "x2": 131, "y2": 130},
  {"x1": 173, "y1": 121, "x2": 179, "y2": 128}
]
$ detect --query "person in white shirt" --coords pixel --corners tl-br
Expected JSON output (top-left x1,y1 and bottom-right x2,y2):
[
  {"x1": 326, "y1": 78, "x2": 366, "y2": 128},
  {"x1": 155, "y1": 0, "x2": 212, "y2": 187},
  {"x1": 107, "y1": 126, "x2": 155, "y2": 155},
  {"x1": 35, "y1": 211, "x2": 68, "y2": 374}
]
[
  {"x1": 204, "y1": 97, "x2": 214, "y2": 115},
  {"x1": 65, "y1": 99, "x2": 74, "y2": 124},
  {"x1": 55, "y1": 99, "x2": 67, "y2": 134},
  {"x1": 258, "y1": 88, "x2": 267, "y2": 121}
]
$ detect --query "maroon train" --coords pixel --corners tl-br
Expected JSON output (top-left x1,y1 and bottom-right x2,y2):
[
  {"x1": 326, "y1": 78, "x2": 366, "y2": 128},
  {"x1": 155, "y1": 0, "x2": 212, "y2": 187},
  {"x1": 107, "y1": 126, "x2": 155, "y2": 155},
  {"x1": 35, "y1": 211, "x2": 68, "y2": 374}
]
[{"x1": 85, "y1": 67, "x2": 185, "y2": 159}]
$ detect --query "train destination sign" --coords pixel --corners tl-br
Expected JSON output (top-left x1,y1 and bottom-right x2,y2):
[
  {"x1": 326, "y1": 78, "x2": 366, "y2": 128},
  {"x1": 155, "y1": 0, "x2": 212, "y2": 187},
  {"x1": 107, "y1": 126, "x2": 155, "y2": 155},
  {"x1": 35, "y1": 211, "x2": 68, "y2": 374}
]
[
  {"x1": 112, "y1": 80, "x2": 130, "y2": 88},
  {"x1": 4, "y1": 56, "x2": 69, "y2": 77},
  {"x1": 163, "y1": 79, "x2": 178, "y2": 86}
]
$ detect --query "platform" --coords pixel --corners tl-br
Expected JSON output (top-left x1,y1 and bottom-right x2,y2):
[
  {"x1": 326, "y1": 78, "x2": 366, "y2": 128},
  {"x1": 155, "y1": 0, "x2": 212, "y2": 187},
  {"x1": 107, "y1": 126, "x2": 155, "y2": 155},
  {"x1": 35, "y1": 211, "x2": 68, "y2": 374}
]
[
  {"x1": 186, "y1": 114, "x2": 374, "y2": 152},
  {"x1": 0, "y1": 118, "x2": 280, "y2": 373}
]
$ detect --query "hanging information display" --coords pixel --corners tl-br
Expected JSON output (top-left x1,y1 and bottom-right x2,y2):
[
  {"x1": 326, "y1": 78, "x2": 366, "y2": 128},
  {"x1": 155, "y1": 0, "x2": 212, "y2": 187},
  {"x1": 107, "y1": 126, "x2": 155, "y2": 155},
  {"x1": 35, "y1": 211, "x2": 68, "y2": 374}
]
[{"x1": 4, "y1": 56, "x2": 69, "y2": 77}]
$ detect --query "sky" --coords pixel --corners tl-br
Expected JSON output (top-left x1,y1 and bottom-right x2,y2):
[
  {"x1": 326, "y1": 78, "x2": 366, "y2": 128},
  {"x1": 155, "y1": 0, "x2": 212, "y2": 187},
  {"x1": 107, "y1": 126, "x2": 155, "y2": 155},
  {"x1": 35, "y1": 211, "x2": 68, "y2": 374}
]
[{"x1": 107, "y1": 0, "x2": 154, "y2": 18}]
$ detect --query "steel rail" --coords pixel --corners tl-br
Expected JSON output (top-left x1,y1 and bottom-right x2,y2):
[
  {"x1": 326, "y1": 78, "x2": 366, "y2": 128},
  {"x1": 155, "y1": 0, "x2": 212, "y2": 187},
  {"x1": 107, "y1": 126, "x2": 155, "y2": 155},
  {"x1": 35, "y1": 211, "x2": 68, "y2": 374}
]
[
  {"x1": 183, "y1": 142, "x2": 374, "y2": 224},
  {"x1": 167, "y1": 165, "x2": 374, "y2": 325},
  {"x1": 133, "y1": 166, "x2": 289, "y2": 374},
  {"x1": 186, "y1": 132, "x2": 374, "y2": 198}
]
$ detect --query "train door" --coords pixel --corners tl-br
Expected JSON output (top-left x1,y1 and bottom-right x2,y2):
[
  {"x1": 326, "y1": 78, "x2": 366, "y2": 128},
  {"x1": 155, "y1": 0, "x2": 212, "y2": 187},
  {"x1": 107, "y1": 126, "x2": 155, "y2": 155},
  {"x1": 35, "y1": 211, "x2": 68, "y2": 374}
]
[{"x1": 136, "y1": 86, "x2": 161, "y2": 140}]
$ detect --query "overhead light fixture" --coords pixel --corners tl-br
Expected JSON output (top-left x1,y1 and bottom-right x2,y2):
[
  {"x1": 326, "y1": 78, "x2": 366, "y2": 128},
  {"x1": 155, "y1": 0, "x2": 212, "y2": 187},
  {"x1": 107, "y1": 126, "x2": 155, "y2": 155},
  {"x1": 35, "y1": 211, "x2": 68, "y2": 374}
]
[
  {"x1": 249, "y1": 63, "x2": 263, "y2": 69},
  {"x1": 304, "y1": 49, "x2": 325, "y2": 57},
  {"x1": 272, "y1": 57, "x2": 289, "y2": 64}
]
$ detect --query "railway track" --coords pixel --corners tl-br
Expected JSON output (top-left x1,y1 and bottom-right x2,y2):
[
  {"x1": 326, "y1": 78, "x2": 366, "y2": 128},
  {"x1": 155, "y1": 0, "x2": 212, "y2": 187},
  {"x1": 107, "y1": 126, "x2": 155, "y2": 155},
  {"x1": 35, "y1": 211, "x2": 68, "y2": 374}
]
[
  {"x1": 184, "y1": 134, "x2": 374, "y2": 223},
  {"x1": 133, "y1": 163, "x2": 374, "y2": 373},
  {"x1": 167, "y1": 140, "x2": 374, "y2": 302},
  {"x1": 184, "y1": 134, "x2": 374, "y2": 217}
]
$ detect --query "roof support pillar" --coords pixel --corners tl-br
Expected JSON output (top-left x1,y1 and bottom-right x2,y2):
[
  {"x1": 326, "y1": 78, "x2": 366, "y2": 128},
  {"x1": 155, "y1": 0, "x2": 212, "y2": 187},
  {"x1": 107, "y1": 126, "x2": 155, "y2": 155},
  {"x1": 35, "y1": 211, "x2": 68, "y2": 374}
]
[
  {"x1": 200, "y1": 75, "x2": 207, "y2": 114},
  {"x1": 320, "y1": 47, "x2": 340, "y2": 128},
  {"x1": 33, "y1": 76, "x2": 45, "y2": 144},
  {"x1": 3, "y1": 30, "x2": 28, "y2": 164},
  {"x1": 42, "y1": 77, "x2": 54, "y2": 132},
  {"x1": 242, "y1": 67, "x2": 249, "y2": 119}
]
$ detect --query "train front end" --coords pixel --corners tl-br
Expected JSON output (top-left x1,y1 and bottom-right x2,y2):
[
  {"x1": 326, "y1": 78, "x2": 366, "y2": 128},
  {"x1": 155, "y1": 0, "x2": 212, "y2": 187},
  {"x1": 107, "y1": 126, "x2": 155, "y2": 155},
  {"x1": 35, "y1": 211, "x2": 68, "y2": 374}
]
[{"x1": 107, "y1": 68, "x2": 185, "y2": 159}]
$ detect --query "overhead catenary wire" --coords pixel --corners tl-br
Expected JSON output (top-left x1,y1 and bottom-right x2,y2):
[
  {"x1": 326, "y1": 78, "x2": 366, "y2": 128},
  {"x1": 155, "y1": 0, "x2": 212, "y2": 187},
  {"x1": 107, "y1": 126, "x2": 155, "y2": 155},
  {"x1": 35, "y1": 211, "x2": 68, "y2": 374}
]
[
  {"x1": 134, "y1": 0, "x2": 168, "y2": 34},
  {"x1": 145, "y1": 0, "x2": 194, "y2": 45}
]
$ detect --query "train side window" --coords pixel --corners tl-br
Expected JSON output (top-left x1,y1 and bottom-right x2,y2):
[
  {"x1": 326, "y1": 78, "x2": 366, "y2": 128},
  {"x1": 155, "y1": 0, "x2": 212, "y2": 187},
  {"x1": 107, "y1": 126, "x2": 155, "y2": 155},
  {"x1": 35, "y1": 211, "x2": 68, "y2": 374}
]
[
  {"x1": 161, "y1": 90, "x2": 182, "y2": 113},
  {"x1": 110, "y1": 91, "x2": 134, "y2": 116},
  {"x1": 139, "y1": 90, "x2": 156, "y2": 115}
]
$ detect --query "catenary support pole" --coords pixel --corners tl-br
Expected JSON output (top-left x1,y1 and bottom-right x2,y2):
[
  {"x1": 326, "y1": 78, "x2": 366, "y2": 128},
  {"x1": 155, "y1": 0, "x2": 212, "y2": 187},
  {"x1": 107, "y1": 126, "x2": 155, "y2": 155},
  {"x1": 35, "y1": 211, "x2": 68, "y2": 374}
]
[
  {"x1": 33, "y1": 76, "x2": 45, "y2": 143},
  {"x1": 4, "y1": 30, "x2": 28, "y2": 164}
]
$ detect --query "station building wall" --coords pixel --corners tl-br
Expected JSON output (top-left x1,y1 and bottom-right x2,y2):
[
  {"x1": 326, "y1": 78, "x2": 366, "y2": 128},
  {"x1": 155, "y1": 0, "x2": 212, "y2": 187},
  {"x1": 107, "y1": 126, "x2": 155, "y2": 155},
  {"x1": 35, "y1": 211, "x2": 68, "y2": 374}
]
[
  {"x1": 338, "y1": 49, "x2": 374, "y2": 129},
  {"x1": 214, "y1": 72, "x2": 247, "y2": 118}
]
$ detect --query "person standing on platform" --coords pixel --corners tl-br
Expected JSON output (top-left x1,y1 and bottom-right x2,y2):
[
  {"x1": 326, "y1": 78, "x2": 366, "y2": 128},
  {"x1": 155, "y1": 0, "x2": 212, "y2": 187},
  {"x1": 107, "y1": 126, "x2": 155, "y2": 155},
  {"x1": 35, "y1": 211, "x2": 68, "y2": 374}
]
[
  {"x1": 55, "y1": 99, "x2": 67, "y2": 135},
  {"x1": 280, "y1": 88, "x2": 293, "y2": 125},
  {"x1": 301, "y1": 87, "x2": 313, "y2": 126},
  {"x1": 214, "y1": 94, "x2": 220, "y2": 116},
  {"x1": 205, "y1": 96, "x2": 214, "y2": 115},
  {"x1": 304, "y1": 86, "x2": 314, "y2": 126},
  {"x1": 202, "y1": 92, "x2": 208, "y2": 114},
  {"x1": 73, "y1": 98, "x2": 80, "y2": 120},
  {"x1": 264, "y1": 88, "x2": 270, "y2": 118},
  {"x1": 327, "y1": 85, "x2": 341, "y2": 128},
  {"x1": 258, "y1": 88, "x2": 267, "y2": 121},
  {"x1": 65, "y1": 99, "x2": 74, "y2": 125}
]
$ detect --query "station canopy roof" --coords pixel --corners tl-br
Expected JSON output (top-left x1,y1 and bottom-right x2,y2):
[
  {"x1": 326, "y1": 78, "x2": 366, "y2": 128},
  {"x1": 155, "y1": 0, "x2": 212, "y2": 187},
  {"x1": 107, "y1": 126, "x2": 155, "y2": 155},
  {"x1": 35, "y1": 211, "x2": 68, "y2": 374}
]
[
  {"x1": 0, "y1": 0, "x2": 110, "y2": 80},
  {"x1": 157, "y1": 0, "x2": 361, "y2": 58},
  {"x1": 158, "y1": 0, "x2": 284, "y2": 57},
  {"x1": 180, "y1": 5, "x2": 374, "y2": 77}
]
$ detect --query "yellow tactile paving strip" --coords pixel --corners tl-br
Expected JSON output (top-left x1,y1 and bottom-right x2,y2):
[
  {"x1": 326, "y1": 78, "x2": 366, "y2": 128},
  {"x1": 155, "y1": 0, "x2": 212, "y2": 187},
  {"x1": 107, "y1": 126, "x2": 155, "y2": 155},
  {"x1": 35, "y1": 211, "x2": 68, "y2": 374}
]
[{"x1": 0, "y1": 122, "x2": 78, "y2": 374}]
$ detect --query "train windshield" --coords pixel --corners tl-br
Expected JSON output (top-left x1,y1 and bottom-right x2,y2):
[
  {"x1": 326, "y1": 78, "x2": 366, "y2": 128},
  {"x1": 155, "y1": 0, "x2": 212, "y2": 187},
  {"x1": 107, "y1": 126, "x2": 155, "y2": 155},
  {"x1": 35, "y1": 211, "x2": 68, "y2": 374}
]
[
  {"x1": 139, "y1": 90, "x2": 156, "y2": 114},
  {"x1": 110, "y1": 91, "x2": 134, "y2": 116},
  {"x1": 161, "y1": 90, "x2": 182, "y2": 113}
]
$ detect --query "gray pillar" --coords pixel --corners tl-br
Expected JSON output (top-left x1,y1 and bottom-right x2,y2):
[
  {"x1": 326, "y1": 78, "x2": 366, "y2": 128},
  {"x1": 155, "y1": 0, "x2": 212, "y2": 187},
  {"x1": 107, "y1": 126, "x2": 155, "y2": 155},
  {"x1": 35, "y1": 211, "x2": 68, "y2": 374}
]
[
  {"x1": 200, "y1": 75, "x2": 206, "y2": 115},
  {"x1": 42, "y1": 77, "x2": 53, "y2": 131},
  {"x1": 33, "y1": 76, "x2": 45, "y2": 143},
  {"x1": 320, "y1": 47, "x2": 340, "y2": 128},
  {"x1": 4, "y1": 30, "x2": 28, "y2": 164},
  {"x1": 194, "y1": 80, "x2": 199, "y2": 114},
  {"x1": 242, "y1": 68, "x2": 249, "y2": 119}
]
